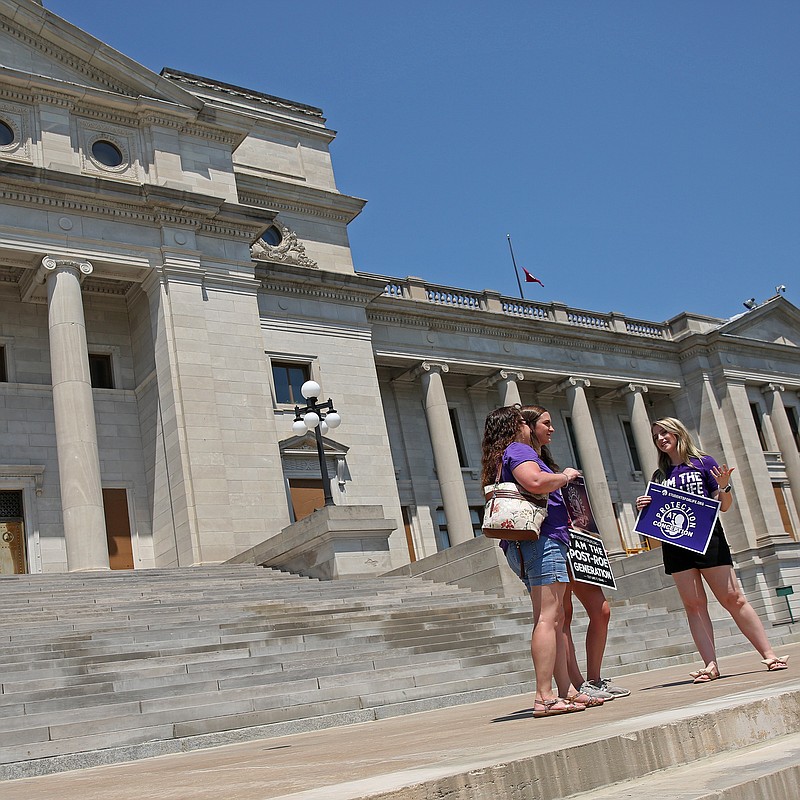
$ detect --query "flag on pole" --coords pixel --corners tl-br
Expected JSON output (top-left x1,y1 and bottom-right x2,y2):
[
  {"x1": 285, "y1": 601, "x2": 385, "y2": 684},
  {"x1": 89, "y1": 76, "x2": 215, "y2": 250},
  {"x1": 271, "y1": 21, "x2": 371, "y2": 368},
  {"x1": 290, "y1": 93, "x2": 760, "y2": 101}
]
[{"x1": 522, "y1": 267, "x2": 544, "y2": 287}]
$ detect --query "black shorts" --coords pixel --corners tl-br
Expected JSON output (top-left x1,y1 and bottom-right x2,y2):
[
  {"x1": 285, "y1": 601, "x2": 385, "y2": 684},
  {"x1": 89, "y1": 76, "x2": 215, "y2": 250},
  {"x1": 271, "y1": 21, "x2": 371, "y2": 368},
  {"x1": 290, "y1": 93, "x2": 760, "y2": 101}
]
[{"x1": 662, "y1": 521, "x2": 733, "y2": 575}]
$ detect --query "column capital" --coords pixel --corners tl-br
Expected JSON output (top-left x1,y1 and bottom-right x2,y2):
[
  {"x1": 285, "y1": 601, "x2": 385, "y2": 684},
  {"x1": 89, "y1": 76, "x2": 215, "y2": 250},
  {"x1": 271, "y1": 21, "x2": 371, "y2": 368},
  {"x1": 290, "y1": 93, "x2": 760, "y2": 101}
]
[
  {"x1": 393, "y1": 360, "x2": 449, "y2": 384},
  {"x1": 39, "y1": 255, "x2": 94, "y2": 281},
  {"x1": 598, "y1": 382, "x2": 649, "y2": 402},
  {"x1": 559, "y1": 376, "x2": 591, "y2": 392},
  {"x1": 485, "y1": 369, "x2": 524, "y2": 389},
  {"x1": 761, "y1": 382, "x2": 785, "y2": 395}
]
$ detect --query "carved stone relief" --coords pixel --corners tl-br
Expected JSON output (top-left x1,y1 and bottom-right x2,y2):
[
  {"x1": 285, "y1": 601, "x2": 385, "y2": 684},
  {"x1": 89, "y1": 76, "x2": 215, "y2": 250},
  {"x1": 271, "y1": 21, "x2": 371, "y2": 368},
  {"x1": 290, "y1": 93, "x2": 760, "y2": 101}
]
[{"x1": 251, "y1": 225, "x2": 318, "y2": 268}]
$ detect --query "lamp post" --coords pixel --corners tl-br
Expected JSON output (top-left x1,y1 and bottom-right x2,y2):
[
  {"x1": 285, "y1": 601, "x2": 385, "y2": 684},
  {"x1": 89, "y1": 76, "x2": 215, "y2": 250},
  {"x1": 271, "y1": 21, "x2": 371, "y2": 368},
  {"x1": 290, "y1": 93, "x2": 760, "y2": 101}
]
[{"x1": 291, "y1": 380, "x2": 342, "y2": 507}]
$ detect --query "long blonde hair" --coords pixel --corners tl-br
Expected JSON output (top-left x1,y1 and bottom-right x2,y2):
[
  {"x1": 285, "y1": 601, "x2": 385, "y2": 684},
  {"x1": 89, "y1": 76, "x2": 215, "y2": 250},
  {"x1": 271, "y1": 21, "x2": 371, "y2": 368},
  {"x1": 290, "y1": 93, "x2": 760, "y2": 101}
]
[{"x1": 651, "y1": 417, "x2": 709, "y2": 480}]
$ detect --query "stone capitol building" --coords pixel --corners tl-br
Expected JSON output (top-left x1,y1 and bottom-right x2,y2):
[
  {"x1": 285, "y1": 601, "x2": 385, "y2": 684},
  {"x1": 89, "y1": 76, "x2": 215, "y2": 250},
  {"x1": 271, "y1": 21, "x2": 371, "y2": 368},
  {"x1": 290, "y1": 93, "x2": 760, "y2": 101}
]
[{"x1": 1, "y1": 0, "x2": 799, "y2": 622}]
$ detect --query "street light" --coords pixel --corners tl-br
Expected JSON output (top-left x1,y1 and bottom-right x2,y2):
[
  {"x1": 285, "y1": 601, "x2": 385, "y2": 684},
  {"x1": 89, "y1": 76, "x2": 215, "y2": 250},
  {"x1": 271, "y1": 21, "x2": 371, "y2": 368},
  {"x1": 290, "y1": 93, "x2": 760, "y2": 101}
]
[{"x1": 292, "y1": 380, "x2": 342, "y2": 507}]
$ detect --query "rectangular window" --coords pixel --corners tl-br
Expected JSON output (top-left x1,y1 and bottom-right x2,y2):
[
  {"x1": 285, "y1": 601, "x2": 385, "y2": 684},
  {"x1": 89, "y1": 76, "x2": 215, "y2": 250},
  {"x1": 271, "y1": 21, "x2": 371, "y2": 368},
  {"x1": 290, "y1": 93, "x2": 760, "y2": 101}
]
[
  {"x1": 435, "y1": 508, "x2": 451, "y2": 550},
  {"x1": 750, "y1": 402, "x2": 768, "y2": 451},
  {"x1": 470, "y1": 507, "x2": 483, "y2": 538},
  {"x1": 786, "y1": 406, "x2": 800, "y2": 452},
  {"x1": 621, "y1": 420, "x2": 642, "y2": 472},
  {"x1": 564, "y1": 416, "x2": 583, "y2": 471},
  {"x1": 449, "y1": 408, "x2": 468, "y2": 468},
  {"x1": 0, "y1": 345, "x2": 6, "y2": 382},
  {"x1": 272, "y1": 361, "x2": 310, "y2": 405},
  {"x1": 88, "y1": 353, "x2": 114, "y2": 389}
]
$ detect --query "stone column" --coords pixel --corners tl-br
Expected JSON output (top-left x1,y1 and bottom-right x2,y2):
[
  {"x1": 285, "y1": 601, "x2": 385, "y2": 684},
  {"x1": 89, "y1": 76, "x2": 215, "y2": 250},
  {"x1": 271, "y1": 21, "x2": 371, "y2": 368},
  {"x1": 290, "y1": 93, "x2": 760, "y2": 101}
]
[
  {"x1": 762, "y1": 383, "x2": 800, "y2": 519},
  {"x1": 40, "y1": 256, "x2": 109, "y2": 571},
  {"x1": 561, "y1": 377, "x2": 624, "y2": 557},
  {"x1": 621, "y1": 383, "x2": 658, "y2": 481},
  {"x1": 489, "y1": 369, "x2": 524, "y2": 408},
  {"x1": 418, "y1": 362, "x2": 473, "y2": 546},
  {"x1": 724, "y1": 380, "x2": 789, "y2": 547}
]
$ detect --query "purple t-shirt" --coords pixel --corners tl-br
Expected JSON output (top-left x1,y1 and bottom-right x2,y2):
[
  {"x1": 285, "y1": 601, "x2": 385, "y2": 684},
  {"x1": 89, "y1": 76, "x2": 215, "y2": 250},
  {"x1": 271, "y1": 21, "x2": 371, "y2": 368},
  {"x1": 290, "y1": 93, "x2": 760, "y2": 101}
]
[
  {"x1": 501, "y1": 442, "x2": 570, "y2": 545},
  {"x1": 660, "y1": 456, "x2": 720, "y2": 499}
]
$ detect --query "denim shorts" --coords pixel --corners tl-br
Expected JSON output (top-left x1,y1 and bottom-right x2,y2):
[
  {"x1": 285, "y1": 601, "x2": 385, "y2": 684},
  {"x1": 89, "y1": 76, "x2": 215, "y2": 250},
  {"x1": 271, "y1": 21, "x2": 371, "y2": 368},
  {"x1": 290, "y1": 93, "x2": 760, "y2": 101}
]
[{"x1": 504, "y1": 536, "x2": 569, "y2": 591}]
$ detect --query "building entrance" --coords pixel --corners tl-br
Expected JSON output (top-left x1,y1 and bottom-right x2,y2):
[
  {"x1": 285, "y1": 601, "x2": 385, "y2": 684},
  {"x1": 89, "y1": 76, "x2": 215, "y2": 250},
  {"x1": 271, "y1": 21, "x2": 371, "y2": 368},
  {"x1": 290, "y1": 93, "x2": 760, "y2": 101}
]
[{"x1": 0, "y1": 490, "x2": 26, "y2": 574}]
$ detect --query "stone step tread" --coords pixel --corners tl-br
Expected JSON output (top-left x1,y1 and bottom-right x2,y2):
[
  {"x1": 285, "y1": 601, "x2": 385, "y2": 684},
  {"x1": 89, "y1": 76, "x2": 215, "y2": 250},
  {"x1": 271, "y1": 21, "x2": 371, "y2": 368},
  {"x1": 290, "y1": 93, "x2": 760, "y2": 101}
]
[
  {"x1": 0, "y1": 616, "x2": 526, "y2": 665},
  {"x1": 0, "y1": 629, "x2": 530, "y2": 691},
  {"x1": 1, "y1": 656, "x2": 535, "y2": 732}
]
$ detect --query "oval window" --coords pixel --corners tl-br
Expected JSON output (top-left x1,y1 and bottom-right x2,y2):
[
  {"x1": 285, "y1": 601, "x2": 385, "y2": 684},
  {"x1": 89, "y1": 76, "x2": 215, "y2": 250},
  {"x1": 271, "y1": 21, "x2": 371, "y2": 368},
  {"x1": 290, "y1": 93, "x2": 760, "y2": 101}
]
[
  {"x1": 91, "y1": 139, "x2": 124, "y2": 168},
  {"x1": 0, "y1": 120, "x2": 15, "y2": 147},
  {"x1": 262, "y1": 226, "x2": 282, "y2": 247}
]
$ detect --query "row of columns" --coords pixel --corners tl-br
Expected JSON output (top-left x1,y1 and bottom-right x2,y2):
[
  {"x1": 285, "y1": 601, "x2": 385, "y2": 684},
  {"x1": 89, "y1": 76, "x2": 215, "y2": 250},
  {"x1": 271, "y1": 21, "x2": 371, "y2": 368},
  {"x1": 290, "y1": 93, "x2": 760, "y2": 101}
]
[
  {"x1": 39, "y1": 256, "x2": 109, "y2": 571},
  {"x1": 414, "y1": 362, "x2": 663, "y2": 555},
  {"x1": 417, "y1": 361, "x2": 800, "y2": 556}
]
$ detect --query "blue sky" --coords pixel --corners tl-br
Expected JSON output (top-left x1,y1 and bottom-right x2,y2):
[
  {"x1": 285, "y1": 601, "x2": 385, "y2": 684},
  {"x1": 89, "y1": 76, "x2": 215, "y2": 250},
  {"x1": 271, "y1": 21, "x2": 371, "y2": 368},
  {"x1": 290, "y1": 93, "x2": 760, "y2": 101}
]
[{"x1": 45, "y1": 0, "x2": 799, "y2": 322}]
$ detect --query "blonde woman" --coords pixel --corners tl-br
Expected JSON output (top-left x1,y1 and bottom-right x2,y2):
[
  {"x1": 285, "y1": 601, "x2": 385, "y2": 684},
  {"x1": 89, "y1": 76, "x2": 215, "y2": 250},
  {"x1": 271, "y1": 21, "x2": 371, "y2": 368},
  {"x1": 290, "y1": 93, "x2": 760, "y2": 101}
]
[{"x1": 635, "y1": 417, "x2": 788, "y2": 681}]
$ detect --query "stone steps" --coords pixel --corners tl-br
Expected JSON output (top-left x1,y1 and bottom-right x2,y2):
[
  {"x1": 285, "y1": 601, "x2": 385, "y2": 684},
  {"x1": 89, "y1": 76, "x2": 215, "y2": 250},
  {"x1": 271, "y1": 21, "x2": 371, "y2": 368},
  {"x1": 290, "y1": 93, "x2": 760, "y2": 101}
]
[{"x1": 2, "y1": 563, "x2": 799, "y2": 781}]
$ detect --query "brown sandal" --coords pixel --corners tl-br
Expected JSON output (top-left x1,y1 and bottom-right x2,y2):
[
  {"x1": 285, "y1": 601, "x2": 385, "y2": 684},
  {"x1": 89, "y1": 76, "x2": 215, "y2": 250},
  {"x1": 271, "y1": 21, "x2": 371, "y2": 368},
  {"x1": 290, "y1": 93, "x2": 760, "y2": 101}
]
[{"x1": 761, "y1": 656, "x2": 789, "y2": 671}]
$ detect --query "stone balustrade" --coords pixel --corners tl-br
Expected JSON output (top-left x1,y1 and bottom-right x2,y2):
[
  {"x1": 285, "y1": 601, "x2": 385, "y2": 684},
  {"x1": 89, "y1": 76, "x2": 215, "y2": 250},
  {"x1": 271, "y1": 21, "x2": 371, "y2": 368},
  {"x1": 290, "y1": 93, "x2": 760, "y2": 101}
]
[{"x1": 366, "y1": 274, "x2": 672, "y2": 340}]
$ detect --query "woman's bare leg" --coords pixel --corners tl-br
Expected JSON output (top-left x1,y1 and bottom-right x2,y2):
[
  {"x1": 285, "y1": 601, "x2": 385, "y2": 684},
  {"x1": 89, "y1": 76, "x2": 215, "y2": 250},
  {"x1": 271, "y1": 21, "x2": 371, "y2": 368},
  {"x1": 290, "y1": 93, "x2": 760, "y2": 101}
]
[
  {"x1": 572, "y1": 581, "x2": 610, "y2": 683},
  {"x1": 672, "y1": 569, "x2": 717, "y2": 666},
  {"x1": 530, "y1": 582, "x2": 568, "y2": 701},
  {"x1": 701, "y1": 566, "x2": 779, "y2": 661}
]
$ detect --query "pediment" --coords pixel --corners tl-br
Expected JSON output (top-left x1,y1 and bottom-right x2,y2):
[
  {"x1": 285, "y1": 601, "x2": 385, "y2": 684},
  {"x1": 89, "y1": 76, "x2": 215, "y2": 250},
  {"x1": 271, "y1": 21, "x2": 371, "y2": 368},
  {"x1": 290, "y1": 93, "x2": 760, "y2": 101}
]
[
  {"x1": 279, "y1": 433, "x2": 349, "y2": 457},
  {"x1": 0, "y1": 1, "x2": 201, "y2": 109},
  {"x1": 719, "y1": 296, "x2": 800, "y2": 347}
]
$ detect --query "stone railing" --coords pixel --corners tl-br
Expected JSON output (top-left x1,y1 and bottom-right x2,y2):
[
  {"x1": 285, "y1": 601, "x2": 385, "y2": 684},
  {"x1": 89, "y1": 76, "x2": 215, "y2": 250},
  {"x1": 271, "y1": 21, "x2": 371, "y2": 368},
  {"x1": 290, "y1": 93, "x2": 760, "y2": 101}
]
[{"x1": 364, "y1": 274, "x2": 672, "y2": 341}]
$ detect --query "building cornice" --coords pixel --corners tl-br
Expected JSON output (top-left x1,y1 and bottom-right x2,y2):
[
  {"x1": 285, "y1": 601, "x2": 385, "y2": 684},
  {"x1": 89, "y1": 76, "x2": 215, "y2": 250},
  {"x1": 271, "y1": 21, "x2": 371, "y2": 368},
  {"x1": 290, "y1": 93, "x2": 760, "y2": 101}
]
[{"x1": 238, "y1": 177, "x2": 366, "y2": 224}]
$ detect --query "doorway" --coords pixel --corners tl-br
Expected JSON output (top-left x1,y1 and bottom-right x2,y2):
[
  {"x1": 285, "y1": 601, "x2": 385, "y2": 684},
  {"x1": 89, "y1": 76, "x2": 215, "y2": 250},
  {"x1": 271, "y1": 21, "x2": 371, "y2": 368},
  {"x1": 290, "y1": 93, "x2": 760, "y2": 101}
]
[
  {"x1": 102, "y1": 488, "x2": 135, "y2": 570},
  {"x1": 0, "y1": 490, "x2": 26, "y2": 574},
  {"x1": 288, "y1": 479, "x2": 325, "y2": 522}
]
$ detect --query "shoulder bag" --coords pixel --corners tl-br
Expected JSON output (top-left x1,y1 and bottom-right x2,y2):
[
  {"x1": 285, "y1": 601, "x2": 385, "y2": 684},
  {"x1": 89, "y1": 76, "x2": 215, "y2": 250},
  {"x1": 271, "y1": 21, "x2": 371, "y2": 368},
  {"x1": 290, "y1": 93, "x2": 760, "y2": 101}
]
[{"x1": 482, "y1": 465, "x2": 548, "y2": 540}]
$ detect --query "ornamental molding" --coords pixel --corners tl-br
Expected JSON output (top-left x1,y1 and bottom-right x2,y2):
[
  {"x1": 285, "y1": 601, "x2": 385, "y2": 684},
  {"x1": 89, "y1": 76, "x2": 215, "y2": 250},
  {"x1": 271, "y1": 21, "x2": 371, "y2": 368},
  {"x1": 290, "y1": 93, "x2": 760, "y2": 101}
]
[
  {"x1": 0, "y1": 185, "x2": 154, "y2": 223},
  {"x1": 365, "y1": 310, "x2": 678, "y2": 362},
  {"x1": 0, "y1": 18, "x2": 129, "y2": 96},
  {"x1": 259, "y1": 281, "x2": 366, "y2": 305},
  {"x1": 238, "y1": 192, "x2": 352, "y2": 223},
  {"x1": 251, "y1": 225, "x2": 318, "y2": 268}
]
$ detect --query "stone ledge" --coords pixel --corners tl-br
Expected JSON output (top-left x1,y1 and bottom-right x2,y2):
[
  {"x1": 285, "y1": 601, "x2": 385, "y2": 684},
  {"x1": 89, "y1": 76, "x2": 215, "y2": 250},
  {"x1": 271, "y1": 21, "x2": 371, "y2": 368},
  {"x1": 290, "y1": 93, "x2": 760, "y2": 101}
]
[{"x1": 225, "y1": 505, "x2": 397, "y2": 580}]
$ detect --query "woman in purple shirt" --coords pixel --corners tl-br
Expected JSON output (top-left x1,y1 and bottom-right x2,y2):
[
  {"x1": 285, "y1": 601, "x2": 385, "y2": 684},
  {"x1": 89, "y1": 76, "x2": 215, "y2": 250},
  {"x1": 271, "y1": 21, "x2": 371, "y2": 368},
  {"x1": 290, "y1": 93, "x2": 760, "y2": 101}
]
[
  {"x1": 636, "y1": 417, "x2": 788, "y2": 681},
  {"x1": 481, "y1": 405, "x2": 592, "y2": 716}
]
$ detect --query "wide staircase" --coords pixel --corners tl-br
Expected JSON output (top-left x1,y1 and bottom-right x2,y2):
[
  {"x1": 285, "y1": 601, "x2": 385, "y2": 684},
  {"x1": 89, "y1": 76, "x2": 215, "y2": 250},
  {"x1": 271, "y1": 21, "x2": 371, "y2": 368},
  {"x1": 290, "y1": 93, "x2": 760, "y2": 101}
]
[{"x1": 1, "y1": 564, "x2": 798, "y2": 781}]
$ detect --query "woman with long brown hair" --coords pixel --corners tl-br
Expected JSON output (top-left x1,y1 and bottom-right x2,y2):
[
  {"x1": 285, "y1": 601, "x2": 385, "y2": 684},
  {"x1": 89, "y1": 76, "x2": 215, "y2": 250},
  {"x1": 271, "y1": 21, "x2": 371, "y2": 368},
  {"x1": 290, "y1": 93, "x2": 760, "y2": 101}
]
[
  {"x1": 481, "y1": 405, "x2": 596, "y2": 716},
  {"x1": 635, "y1": 417, "x2": 787, "y2": 681}
]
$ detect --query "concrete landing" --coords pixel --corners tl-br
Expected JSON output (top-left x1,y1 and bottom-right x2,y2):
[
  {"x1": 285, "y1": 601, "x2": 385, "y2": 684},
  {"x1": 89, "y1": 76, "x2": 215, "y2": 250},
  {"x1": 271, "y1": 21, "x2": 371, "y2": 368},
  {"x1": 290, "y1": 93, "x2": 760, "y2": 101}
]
[{"x1": 5, "y1": 641, "x2": 800, "y2": 800}]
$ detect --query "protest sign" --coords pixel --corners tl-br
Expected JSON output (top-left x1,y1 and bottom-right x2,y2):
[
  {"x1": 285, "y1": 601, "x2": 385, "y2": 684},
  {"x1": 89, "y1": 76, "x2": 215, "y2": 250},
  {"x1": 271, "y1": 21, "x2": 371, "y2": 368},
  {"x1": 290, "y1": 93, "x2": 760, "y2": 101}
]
[
  {"x1": 562, "y1": 477, "x2": 599, "y2": 534},
  {"x1": 568, "y1": 529, "x2": 616, "y2": 589},
  {"x1": 634, "y1": 482, "x2": 720, "y2": 554}
]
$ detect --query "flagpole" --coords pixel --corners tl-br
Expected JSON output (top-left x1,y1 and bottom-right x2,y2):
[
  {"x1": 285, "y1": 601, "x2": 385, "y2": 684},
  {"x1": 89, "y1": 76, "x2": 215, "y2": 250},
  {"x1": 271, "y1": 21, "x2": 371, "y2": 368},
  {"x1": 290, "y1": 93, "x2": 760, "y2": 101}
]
[{"x1": 506, "y1": 234, "x2": 525, "y2": 299}]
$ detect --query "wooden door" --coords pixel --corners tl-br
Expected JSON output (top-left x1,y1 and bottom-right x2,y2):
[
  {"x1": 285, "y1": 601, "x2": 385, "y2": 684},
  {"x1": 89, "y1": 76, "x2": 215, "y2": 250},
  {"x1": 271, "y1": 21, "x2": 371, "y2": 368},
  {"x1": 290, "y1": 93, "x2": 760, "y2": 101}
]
[
  {"x1": 288, "y1": 479, "x2": 325, "y2": 522},
  {"x1": 102, "y1": 488, "x2": 134, "y2": 570}
]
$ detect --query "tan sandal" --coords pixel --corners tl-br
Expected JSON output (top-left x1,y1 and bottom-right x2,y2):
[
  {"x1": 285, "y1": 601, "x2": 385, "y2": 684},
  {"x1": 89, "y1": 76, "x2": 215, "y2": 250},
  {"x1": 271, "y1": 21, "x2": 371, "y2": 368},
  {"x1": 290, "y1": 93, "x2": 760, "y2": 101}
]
[
  {"x1": 533, "y1": 698, "x2": 572, "y2": 717},
  {"x1": 690, "y1": 661, "x2": 720, "y2": 683},
  {"x1": 567, "y1": 691, "x2": 603, "y2": 708},
  {"x1": 761, "y1": 656, "x2": 789, "y2": 671}
]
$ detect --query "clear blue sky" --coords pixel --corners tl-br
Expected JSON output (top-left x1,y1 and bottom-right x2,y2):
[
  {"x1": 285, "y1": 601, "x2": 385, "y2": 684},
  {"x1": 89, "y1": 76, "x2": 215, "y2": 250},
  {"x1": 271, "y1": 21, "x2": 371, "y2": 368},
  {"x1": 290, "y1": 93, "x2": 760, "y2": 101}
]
[{"x1": 45, "y1": 0, "x2": 799, "y2": 322}]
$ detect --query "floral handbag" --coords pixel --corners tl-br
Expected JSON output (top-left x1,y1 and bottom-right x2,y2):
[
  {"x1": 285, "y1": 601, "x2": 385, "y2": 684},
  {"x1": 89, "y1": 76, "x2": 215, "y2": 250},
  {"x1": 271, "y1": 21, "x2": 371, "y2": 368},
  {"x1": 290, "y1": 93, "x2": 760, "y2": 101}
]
[{"x1": 482, "y1": 468, "x2": 548, "y2": 541}]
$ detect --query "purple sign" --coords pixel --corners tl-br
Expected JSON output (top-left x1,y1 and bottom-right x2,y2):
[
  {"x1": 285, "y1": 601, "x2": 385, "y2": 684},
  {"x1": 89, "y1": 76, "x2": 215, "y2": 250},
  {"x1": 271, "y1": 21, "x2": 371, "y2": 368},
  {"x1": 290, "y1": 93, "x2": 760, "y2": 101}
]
[{"x1": 634, "y1": 482, "x2": 720, "y2": 554}]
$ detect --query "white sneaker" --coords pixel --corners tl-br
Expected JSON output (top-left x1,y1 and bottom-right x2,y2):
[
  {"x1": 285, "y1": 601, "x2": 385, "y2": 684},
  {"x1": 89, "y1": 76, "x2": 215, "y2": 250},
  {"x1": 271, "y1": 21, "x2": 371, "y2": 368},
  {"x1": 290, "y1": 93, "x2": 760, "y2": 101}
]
[
  {"x1": 597, "y1": 677, "x2": 631, "y2": 698},
  {"x1": 580, "y1": 680, "x2": 614, "y2": 700}
]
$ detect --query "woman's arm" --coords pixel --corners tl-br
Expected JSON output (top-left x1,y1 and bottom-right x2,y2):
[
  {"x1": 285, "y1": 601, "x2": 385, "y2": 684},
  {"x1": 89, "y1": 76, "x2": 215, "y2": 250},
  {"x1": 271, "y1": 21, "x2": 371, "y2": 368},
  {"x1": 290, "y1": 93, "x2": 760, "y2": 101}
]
[
  {"x1": 711, "y1": 464, "x2": 736, "y2": 512},
  {"x1": 512, "y1": 460, "x2": 581, "y2": 494}
]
